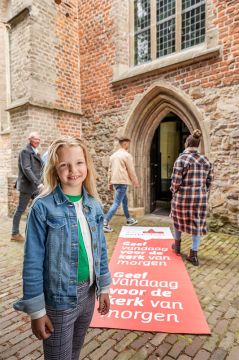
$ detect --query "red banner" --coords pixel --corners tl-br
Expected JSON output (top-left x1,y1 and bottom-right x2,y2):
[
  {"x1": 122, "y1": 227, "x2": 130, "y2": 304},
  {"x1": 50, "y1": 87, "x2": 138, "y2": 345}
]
[{"x1": 91, "y1": 227, "x2": 210, "y2": 334}]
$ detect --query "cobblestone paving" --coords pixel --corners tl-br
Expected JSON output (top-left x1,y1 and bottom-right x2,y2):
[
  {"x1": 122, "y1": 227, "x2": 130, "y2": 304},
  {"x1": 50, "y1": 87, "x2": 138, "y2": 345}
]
[{"x1": 0, "y1": 214, "x2": 239, "y2": 360}]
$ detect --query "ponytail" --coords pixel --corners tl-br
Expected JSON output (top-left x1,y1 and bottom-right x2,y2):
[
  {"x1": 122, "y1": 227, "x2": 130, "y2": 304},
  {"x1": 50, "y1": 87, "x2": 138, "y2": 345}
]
[{"x1": 185, "y1": 129, "x2": 201, "y2": 148}]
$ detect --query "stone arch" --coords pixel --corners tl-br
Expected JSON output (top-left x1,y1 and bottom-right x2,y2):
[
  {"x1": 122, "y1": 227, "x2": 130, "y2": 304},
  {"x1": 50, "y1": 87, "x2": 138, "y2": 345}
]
[{"x1": 122, "y1": 81, "x2": 208, "y2": 213}]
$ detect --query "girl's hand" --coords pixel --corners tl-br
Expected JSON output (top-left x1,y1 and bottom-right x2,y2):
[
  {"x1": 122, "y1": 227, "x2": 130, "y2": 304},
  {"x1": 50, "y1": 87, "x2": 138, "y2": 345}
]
[
  {"x1": 97, "y1": 293, "x2": 110, "y2": 315},
  {"x1": 31, "y1": 315, "x2": 54, "y2": 340}
]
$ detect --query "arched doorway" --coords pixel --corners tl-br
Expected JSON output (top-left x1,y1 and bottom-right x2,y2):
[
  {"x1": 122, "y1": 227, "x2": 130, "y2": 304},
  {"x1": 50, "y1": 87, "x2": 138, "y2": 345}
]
[
  {"x1": 150, "y1": 113, "x2": 190, "y2": 214},
  {"x1": 122, "y1": 81, "x2": 208, "y2": 214}
]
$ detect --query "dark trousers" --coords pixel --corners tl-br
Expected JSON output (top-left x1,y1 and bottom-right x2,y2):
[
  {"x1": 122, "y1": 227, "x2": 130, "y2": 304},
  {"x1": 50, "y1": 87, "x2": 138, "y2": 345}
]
[{"x1": 12, "y1": 192, "x2": 33, "y2": 235}]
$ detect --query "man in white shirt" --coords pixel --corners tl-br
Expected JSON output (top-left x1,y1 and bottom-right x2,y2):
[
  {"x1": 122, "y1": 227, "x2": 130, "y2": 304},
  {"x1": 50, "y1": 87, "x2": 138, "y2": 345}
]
[{"x1": 104, "y1": 136, "x2": 139, "y2": 232}]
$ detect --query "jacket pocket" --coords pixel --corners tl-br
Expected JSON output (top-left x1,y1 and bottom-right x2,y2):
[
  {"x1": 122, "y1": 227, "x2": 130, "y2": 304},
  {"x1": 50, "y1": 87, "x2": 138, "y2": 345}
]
[
  {"x1": 46, "y1": 217, "x2": 68, "y2": 293},
  {"x1": 46, "y1": 217, "x2": 67, "y2": 229}
]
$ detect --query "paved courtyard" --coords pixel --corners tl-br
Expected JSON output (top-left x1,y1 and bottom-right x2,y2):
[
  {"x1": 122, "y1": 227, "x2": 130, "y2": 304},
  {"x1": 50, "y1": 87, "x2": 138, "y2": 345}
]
[{"x1": 0, "y1": 214, "x2": 239, "y2": 360}]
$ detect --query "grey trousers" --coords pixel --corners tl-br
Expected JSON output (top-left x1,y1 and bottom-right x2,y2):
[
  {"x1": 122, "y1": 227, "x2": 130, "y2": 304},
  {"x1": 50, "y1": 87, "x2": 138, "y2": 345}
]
[
  {"x1": 12, "y1": 191, "x2": 33, "y2": 235},
  {"x1": 43, "y1": 281, "x2": 95, "y2": 360}
]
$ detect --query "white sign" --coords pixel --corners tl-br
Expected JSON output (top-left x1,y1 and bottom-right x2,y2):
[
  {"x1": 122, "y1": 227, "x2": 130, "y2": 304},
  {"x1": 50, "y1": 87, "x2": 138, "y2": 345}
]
[{"x1": 119, "y1": 226, "x2": 174, "y2": 240}]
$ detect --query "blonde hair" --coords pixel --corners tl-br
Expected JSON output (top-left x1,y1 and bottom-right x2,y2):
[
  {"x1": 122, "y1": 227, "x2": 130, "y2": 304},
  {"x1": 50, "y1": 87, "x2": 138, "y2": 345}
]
[{"x1": 40, "y1": 137, "x2": 99, "y2": 199}]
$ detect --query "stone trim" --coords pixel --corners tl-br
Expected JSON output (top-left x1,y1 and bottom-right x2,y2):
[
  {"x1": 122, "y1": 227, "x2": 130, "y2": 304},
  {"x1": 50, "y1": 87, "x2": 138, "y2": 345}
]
[
  {"x1": 6, "y1": 98, "x2": 83, "y2": 116},
  {"x1": 150, "y1": 0, "x2": 156, "y2": 62},
  {"x1": 6, "y1": 6, "x2": 30, "y2": 28},
  {"x1": 113, "y1": 45, "x2": 221, "y2": 84},
  {"x1": 0, "y1": 128, "x2": 10, "y2": 135},
  {"x1": 175, "y1": 0, "x2": 182, "y2": 52}
]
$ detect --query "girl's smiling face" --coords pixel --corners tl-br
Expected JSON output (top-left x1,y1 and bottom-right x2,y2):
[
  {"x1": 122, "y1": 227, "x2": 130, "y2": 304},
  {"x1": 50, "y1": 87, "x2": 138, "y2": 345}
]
[{"x1": 56, "y1": 145, "x2": 87, "y2": 195}]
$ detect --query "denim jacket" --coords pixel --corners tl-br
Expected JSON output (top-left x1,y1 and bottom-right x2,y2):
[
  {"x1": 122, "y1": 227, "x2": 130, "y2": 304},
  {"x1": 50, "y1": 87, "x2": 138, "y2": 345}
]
[{"x1": 14, "y1": 185, "x2": 111, "y2": 313}]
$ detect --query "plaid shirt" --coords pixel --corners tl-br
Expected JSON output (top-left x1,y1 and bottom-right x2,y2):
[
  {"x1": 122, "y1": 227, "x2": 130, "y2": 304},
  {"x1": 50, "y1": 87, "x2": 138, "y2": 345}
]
[{"x1": 170, "y1": 148, "x2": 213, "y2": 236}]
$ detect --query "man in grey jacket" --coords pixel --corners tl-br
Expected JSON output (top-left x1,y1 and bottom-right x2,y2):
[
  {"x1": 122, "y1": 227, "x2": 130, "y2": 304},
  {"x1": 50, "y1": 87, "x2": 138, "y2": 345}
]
[{"x1": 11, "y1": 132, "x2": 44, "y2": 241}]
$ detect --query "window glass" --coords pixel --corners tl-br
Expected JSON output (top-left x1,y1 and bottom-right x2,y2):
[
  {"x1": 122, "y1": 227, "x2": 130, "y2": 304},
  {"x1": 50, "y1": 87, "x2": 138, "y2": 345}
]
[
  {"x1": 134, "y1": 0, "x2": 151, "y2": 64},
  {"x1": 182, "y1": 0, "x2": 205, "y2": 49},
  {"x1": 156, "y1": 0, "x2": 176, "y2": 57}
]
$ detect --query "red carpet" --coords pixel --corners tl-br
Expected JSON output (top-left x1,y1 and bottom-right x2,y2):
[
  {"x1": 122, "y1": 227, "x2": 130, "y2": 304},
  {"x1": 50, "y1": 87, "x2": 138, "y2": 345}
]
[{"x1": 91, "y1": 226, "x2": 210, "y2": 334}]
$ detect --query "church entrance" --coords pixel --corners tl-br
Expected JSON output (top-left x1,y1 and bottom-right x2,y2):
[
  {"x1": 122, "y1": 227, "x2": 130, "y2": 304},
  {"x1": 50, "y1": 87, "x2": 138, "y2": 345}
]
[
  {"x1": 150, "y1": 113, "x2": 190, "y2": 214},
  {"x1": 122, "y1": 82, "x2": 207, "y2": 215}
]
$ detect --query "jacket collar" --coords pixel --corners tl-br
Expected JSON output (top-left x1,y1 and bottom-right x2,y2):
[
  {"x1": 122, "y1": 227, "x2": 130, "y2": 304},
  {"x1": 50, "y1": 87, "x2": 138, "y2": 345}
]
[
  {"x1": 26, "y1": 143, "x2": 36, "y2": 153},
  {"x1": 53, "y1": 184, "x2": 92, "y2": 208},
  {"x1": 26, "y1": 143, "x2": 42, "y2": 161}
]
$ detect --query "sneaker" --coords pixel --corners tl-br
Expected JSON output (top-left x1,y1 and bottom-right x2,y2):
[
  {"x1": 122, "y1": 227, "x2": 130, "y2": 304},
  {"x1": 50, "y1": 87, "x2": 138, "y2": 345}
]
[
  {"x1": 103, "y1": 224, "x2": 114, "y2": 233},
  {"x1": 126, "y1": 217, "x2": 138, "y2": 226},
  {"x1": 11, "y1": 233, "x2": 25, "y2": 241},
  {"x1": 103, "y1": 220, "x2": 113, "y2": 232}
]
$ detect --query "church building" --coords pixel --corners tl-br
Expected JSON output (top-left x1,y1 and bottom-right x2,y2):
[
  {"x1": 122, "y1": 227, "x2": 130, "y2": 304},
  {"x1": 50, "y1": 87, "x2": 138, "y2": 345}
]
[{"x1": 0, "y1": 0, "x2": 238, "y2": 234}]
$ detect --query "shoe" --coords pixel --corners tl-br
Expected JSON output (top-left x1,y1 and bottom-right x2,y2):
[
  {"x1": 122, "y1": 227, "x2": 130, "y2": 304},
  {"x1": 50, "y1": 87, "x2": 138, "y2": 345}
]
[
  {"x1": 103, "y1": 220, "x2": 113, "y2": 233},
  {"x1": 126, "y1": 217, "x2": 138, "y2": 226},
  {"x1": 103, "y1": 224, "x2": 113, "y2": 233},
  {"x1": 172, "y1": 240, "x2": 181, "y2": 255},
  {"x1": 186, "y1": 249, "x2": 199, "y2": 266},
  {"x1": 11, "y1": 233, "x2": 25, "y2": 241}
]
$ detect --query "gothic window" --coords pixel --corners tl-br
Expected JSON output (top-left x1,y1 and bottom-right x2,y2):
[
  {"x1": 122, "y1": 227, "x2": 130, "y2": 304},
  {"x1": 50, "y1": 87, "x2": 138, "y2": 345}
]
[{"x1": 133, "y1": 0, "x2": 206, "y2": 65}]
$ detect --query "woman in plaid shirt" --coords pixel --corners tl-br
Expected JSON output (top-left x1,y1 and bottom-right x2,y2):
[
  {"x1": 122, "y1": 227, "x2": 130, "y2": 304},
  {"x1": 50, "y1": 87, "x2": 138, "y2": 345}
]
[{"x1": 170, "y1": 129, "x2": 213, "y2": 266}]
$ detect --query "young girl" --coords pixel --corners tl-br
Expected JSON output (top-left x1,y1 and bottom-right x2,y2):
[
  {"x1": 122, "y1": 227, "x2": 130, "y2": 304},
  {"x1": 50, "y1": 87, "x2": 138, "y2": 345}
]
[{"x1": 14, "y1": 137, "x2": 111, "y2": 360}]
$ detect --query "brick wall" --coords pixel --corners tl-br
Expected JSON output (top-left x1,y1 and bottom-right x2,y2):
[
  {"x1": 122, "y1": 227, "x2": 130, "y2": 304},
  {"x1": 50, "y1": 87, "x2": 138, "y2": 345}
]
[
  {"x1": 0, "y1": 28, "x2": 8, "y2": 131},
  {"x1": 79, "y1": 0, "x2": 239, "y2": 233},
  {"x1": 10, "y1": 17, "x2": 31, "y2": 102},
  {"x1": 0, "y1": 135, "x2": 11, "y2": 216},
  {"x1": 0, "y1": 0, "x2": 9, "y2": 132},
  {"x1": 80, "y1": 0, "x2": 239, "y2": 112},
  {"x1": 0, "y1": 2, "x2": 11, "y2": 216},
  {"x1": 11, "y1": 0, "x2": 26, "y2": 16},
  {"x1": 8, "y1": 0, "x2": 81, "y2": 111},
  {"x1": 4, "y1": 0, "x2": 82, "y2": 216},
  {"x1": 55, "y1": 0, "x2": 82, "y2": 112}
]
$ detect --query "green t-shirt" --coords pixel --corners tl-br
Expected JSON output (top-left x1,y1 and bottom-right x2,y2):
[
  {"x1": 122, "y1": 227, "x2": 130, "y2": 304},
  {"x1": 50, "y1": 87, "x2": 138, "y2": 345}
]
[{"x1": 65, "y1": 194, "x2": 90, "y2": 283}]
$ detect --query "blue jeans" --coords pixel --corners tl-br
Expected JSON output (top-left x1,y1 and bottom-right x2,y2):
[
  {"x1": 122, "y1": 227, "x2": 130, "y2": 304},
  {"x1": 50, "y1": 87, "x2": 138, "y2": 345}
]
[
  {"x1": 174, "y1": 227, "x2": 201, "y2": 251},
  {"x1": 106, "y1": 184, "x2": 130, "y2": 222}
]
